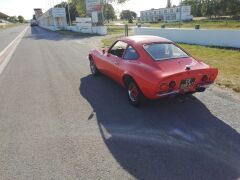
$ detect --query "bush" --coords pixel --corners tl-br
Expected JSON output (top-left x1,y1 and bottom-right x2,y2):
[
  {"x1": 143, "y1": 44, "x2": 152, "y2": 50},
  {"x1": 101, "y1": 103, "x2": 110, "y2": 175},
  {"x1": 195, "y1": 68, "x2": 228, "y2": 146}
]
[{"x1": 128, "y1": 19, "x2": 133, "y2": 23}]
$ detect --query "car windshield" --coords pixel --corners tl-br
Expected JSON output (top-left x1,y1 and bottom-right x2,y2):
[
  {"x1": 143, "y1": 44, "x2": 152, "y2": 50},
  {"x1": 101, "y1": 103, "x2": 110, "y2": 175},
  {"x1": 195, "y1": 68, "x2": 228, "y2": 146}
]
[{"x1": 143, "y1": 43, "x2": 189, "y2": 61}]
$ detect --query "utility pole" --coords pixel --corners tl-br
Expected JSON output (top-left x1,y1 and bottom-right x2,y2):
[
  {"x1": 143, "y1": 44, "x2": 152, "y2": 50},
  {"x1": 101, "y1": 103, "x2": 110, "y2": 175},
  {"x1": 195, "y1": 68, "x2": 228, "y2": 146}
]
[
  {"x1": 101, "y1": 0, "x2": 105, "y2": 26},
  {"x1": 179, "y1": 0, "x2": 182, "y2": 28},
  {"x1": 67, "y1": 0, "x2": 71, "y2": 26}
]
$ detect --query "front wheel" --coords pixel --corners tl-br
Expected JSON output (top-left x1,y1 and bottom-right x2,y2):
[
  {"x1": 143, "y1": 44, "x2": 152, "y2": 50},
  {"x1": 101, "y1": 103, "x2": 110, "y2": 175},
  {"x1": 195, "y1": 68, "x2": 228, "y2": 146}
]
[
  {"x1": 127, "y1": 81, "x2": 144, "y2": 107},
  {"x1": 89, "y1": 58, "x2": 99, "y2": 76}
]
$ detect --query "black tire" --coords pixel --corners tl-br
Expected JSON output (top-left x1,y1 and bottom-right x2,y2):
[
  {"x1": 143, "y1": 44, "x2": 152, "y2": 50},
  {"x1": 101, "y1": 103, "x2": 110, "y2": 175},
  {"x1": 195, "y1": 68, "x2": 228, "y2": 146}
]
[
  {"x1": 89, "y1": 58, "x2": 99, "y2": 76},
  {"x1": 126, "y1": 81, "x2": 144, "y2": 107}
]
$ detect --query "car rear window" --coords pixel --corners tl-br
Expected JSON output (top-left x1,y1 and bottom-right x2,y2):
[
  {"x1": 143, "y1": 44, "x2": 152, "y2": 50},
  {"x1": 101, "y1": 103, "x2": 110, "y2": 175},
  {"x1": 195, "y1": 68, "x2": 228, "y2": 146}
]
[{"x1": 143, "y1": 43, "x2": 189, "y2": 61}]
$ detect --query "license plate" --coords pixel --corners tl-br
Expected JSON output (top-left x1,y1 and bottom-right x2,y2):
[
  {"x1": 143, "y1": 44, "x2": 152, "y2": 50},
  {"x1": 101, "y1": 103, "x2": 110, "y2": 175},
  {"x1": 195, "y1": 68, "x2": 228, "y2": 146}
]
[{"x1": 180, "y1": 78, "x2": 195, "y2": 91}]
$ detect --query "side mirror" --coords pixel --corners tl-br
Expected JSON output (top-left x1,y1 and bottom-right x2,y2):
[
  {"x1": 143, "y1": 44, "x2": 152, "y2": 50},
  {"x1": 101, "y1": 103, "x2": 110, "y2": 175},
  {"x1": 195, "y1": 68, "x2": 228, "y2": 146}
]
[
  {"x1": 102, "y1": 48, "x2": 106, "y2": 54},
  {"x1": 102, "y1": 47, "x2": 109, "y2": 54}
]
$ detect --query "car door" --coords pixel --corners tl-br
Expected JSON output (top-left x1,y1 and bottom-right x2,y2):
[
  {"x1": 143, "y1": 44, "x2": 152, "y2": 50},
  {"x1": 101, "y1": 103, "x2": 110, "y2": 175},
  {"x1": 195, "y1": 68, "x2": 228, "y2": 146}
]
[{"x1": 106, "y1": 41, "x2": 128, "y2": 82}]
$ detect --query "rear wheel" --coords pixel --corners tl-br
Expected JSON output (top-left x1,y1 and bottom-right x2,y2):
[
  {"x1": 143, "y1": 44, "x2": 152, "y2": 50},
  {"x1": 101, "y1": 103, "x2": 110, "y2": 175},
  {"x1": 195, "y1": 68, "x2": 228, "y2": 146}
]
[
  {"x1": 127, "y1": 81, "x2": 144, "y2": 107},
  {"x1": 89, "y1": 58, "x2": 99, "y2": 76}
]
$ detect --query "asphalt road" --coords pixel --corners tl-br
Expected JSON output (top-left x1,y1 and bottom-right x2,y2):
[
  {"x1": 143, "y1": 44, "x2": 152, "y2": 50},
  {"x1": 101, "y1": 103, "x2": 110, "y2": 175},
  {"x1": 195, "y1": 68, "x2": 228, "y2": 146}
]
[
  {"x1": 0, "y1": 26, "x2": 240, "y2": 180},
  {"x1": 0, "y1": 25, "x2": 27, "y2": 52}
]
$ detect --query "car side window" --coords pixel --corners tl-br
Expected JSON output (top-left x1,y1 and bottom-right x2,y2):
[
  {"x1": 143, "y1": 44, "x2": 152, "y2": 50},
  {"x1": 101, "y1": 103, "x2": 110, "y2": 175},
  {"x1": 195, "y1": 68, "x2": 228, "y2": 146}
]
[
  {"x1": 123, "y1": 45, "x2": 139, "y2": 60},
  {"x1": 109, "y1": 41, "x2": 128, "y2": 58}
]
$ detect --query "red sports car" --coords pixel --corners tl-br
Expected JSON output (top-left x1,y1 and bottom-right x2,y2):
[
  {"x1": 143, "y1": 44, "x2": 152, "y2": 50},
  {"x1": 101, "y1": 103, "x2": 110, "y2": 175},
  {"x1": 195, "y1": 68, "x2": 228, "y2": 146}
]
[{"x1": 88, "y1": 35, "x2": 218, "y2": 106}]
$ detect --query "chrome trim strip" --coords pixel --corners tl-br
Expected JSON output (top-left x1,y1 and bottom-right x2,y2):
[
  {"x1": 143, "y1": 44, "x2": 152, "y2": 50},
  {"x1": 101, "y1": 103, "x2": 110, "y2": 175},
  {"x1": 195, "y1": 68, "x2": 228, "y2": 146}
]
[
  {"x1": 198, "y1": 84, "x2": 211, "y2": 88},
  {"x1": 157, "y1": 90, "x2": 180, "y2": 97}
]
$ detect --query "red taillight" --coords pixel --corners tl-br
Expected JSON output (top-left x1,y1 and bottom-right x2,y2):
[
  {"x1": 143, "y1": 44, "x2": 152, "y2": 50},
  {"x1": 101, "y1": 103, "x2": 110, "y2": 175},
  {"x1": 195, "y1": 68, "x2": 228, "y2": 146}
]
[
  {"x1": 209, "y1": 74, "x2": 215, "y2": 82},
  {"x1": 202, "y1": 75, "x2": 209, "y2": 83},
  {"x1": 169, "y1": 81, "x2": 176, "y2": 89},
  {"x1": 160, "y1": 83, "x2": 169, "y2": 92}
]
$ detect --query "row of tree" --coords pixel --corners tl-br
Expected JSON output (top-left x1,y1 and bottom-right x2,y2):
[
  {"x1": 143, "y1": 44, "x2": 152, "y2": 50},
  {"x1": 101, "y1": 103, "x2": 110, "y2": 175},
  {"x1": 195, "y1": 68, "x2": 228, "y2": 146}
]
[
  {"x1": 54, "y1": 0, "x2": 136, "y2": 23},
  {"x1": 182, "y1": 0, "x2": 240, "y2": 18},
  {"x1": 0, "y1": 12, "x2": 25, "y2": 23}
]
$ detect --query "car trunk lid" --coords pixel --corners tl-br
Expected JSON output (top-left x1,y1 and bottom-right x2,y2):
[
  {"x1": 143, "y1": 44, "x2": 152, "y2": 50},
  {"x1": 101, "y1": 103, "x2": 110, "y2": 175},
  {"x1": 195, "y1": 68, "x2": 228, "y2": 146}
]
[{"x1": 154, "y1": 57, "x2": 208, "y2": 77}]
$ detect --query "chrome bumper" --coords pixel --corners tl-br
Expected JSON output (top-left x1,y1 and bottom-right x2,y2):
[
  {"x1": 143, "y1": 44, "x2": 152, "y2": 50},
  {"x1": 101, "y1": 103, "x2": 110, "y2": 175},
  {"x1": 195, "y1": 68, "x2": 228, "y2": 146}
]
[
  {"x1": 157, "y1": 84, "x2": 212, "y2": 97},
  {"x1": 157, "y1": 90, "x2": 180, "y2": 97}
]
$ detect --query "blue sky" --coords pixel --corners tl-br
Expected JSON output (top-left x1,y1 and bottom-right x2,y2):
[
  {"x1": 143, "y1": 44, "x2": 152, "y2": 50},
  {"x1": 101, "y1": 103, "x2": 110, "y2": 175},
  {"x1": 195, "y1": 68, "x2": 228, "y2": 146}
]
[{"x1": 0, "y1": 0, "x2": 181, "y2": 19}]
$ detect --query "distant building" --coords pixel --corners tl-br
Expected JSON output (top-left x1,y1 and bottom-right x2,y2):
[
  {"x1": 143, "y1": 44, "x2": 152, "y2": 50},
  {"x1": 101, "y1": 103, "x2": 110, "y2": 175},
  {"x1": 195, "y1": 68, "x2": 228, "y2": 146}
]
[
  {"x1": 140, "y1": 6, "x2": 193, "y2": 22},
  {"x1": 34, "y1": 8, "x2": 43, "y2": 19},
  {"x1": 0, "y1": 19, "x2": 10, "y2": 24},
  {"x1": 37, "y1": 8, "x2": 67, "y2": 31}
]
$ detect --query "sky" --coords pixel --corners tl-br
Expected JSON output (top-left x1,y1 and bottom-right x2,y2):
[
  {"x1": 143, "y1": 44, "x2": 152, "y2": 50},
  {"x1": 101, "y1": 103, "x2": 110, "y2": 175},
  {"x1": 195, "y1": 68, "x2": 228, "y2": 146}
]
[{"x1": 0, "y1": 0, "x2": 181, "y2": 20}]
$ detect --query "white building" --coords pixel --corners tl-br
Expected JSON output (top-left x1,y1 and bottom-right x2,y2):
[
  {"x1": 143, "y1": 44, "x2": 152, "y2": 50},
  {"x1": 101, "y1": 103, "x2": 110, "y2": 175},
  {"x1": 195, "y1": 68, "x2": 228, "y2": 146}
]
[
  {"x1": 37, "y1": 8, "x2": 67, "y2": 31},
  {"x1": 140, "y1": 6, "x2": 193, "y2": 22}
]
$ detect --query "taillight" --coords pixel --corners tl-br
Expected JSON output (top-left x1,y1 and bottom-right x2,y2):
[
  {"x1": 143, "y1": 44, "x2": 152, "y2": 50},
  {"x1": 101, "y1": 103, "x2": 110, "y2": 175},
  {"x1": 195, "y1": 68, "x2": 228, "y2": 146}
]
[
  {"x1": 209, "y1": 74, "x2": 215, "y2": 82},
  {"x1": 160, "y1": 83, "x2": 169, "y2": 92},
  {"x1": 169, "y1": 81, "x2": 176, "y2": 89},
  {"x1": 202, "y1": 75, "x2": 209, "y2": 83}
]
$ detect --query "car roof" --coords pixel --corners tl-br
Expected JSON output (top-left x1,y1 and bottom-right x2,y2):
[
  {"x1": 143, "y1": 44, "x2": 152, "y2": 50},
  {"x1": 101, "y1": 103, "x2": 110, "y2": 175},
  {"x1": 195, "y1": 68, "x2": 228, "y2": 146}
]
[{"x1": 119, "y1": 35, "x2": 173, "y2": 45}]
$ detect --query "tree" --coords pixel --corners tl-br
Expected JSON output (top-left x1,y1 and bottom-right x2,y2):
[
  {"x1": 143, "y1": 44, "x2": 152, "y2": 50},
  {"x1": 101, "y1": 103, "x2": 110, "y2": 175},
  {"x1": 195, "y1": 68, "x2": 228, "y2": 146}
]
[
  {"x1": 55, "y1": 0, "x2": 131, "y2": 24},
  {"x1": 182, "y1": 0, "x2": 203, "y2": 17},
  {"x1": 120, "y1": 10, "x2": 137, "y2": 20},
  {"x1": 103, "y1": 3, "x2": 116, "y2": 22},
  {"x1": 130, "y1": 11, "x2": 137, "y2": 19},
  {"x1": 166, "y1": 0, "x2": 172, "y2": 8},
  {"x1": 55, "y1": 2, "x2": 79, "y2": 23},
  {"x1": 8, "y1": 16, "x2": 18, "y2": 23},
  {"x1": 226, "y1": 0, "x2": 240, "y2": 17},
  {"x1": 182, "y1": 0, "x2": 240, "y2": 18},
  {"x1": 0, "y1": 12, "x2": 9, "y2": 20},
  {"x1": 18, "y1": 15, "x2": 24, "y2": 23}
]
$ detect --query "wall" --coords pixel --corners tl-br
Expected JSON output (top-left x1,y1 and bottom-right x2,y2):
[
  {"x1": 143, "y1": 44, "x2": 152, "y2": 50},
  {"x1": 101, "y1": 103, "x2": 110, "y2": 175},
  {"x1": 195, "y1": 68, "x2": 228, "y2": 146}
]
[
  {"x1": 134, "y1": 27, "x2": 240, "y2": 48},
  {"x1": 66, "y1": 26, "x2": 107, "y2": 35},
  {"x1": 38, "y1": 8, "x2": 67, "y2": 31}
]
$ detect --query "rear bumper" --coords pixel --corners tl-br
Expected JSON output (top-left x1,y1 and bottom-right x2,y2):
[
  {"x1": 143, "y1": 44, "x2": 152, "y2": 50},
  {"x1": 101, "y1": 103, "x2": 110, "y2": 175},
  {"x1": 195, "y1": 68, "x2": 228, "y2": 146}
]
[
  {"x1": 157, "y1": 90, "x2": 180, "y2": 97},
  {"x1": 156, "y1": 83, "x2": 212, "y2": 98}
]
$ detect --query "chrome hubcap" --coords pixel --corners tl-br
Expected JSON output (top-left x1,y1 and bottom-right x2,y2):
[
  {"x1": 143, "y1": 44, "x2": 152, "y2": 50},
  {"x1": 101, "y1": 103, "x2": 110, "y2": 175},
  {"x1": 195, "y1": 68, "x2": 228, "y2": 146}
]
[
  {"x1": 128, "y1": 84, "x2": 138, "y2": 102},
  {"x1": 90, "y1": 61, "x2": 96, "y2": 74}
]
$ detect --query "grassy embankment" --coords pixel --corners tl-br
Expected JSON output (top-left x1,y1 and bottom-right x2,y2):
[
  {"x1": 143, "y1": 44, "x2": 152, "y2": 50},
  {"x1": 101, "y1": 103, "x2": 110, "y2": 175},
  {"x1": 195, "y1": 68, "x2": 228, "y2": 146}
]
[
  {"x1": 102, "y1": 22, "x2": 240, "y2": 92},
  {"x1": 0, "y1": 23, "x2": 22, "y2": 30}
]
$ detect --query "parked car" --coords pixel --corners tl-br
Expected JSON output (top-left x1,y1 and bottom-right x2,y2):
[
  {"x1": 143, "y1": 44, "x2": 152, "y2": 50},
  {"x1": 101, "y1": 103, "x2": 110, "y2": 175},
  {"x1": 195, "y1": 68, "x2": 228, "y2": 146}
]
[
  {"x1": 30, "y1": 20, "x2": 38, "y2": 27},
  {"x1": 88, "y1": 35, "x2": 218, "y2": 106}
]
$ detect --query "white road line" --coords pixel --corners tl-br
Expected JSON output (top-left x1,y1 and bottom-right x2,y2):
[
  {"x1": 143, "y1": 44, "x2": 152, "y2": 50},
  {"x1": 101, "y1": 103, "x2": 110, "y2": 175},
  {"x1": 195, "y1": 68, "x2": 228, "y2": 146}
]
[{"x1": 0, "y1": 26, "x2": 29, "y2": 75}]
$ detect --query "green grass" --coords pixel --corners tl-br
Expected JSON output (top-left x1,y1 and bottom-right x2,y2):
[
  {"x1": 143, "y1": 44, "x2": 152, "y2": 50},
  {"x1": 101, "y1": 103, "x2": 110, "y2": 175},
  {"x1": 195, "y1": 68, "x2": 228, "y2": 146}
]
[
  {"x1": 106, "y1": 24, "x2": 135, "y2": 36},
  {"x1": 106, "y1": 25, "x2": 125, "y2": 35},
  {"x1": 179, "y1": 44, "x2": 240, "y2": 92},
  {"x1": 102, "y1": 35, "x2": 240, "y2": 93},
  {"x1": 102, "y1": 36, "x2": 122, "y2": 47},
  {"x1": 0, "y1": 23, "x2": 22, "y2": 30},
  {"x1": 146, "y1": 20, "x2": 240, "y2": 29}
]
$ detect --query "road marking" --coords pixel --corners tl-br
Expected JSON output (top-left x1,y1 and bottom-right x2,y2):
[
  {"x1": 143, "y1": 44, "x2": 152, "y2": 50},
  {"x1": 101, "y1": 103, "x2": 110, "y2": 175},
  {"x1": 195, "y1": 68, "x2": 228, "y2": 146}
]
[{"x1": 0, "y1": 26, "x2": 29, "y2": 75}]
